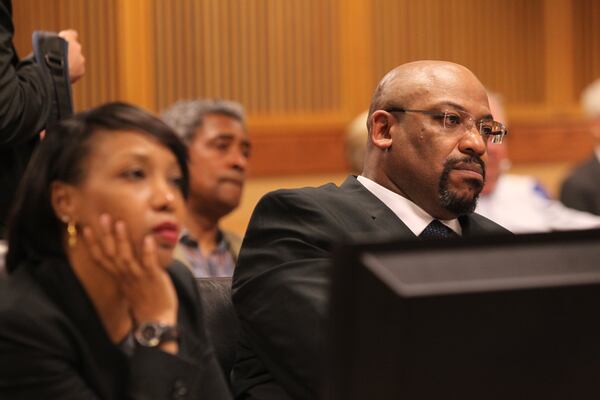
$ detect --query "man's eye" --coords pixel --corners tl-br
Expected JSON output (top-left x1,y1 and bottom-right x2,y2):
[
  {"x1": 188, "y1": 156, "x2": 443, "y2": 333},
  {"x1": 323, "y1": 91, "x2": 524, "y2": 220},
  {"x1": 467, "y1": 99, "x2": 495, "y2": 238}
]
[
  {"x1": 212, "y1": 141, "x2": 230, "y2": 151},
  {"x1": 444, "y1": 113, "x2": 462, "y2": 127},
  {"x1": 479, "y1": 123, "x2": 494, "y2": 136},
  {"x1": 121, "y1": 168, "x2": 145, "y2": 180}
]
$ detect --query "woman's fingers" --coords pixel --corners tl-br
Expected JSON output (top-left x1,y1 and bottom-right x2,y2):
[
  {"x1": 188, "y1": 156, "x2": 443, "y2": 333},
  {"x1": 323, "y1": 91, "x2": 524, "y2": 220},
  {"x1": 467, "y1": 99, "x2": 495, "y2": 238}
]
[
  {"x1": 82, "y1": 225, "x2": 118, "y2": 276},
  {"x1": 121, "y1": 235, "x2": 178, "y2": 325},
  {"x1": 115, "y1": 220, "x2": 143, "y2": 279},
  {"x1": 82, "y1": 215, "x2": 136, "y2": 279},
  {"x1": 99, "y1": 214, "x2": 117, "y2": 259}
]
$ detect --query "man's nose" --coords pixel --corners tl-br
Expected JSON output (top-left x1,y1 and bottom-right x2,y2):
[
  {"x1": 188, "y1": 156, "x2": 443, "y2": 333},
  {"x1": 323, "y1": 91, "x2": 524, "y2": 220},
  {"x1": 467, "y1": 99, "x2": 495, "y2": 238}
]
[
  {"x1": 459, "y1": 123, "x2": 487, "y2": 156},
  {"x1": 230, "y1": 148, "x2": 248, "y2": 171}
]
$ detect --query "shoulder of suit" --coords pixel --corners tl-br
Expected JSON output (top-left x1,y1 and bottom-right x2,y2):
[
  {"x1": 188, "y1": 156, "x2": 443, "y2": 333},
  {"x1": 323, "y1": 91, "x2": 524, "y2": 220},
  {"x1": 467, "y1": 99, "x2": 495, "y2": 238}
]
[
  {"x1": 0, "y1": 267, "x2": 76, "y2": 355},
  {"x1": 0, "y1": 266, "x2": 51, "y2": 314},
  {"x1": 468, "y1": 212, "x2": 513, "y2": 234},
  {"x1": 264, "y1": 181, "x2": 341, "y2": 200},
  {"x1": 566, "y1": 156, "x2": 600, "y2": 180},
  {"x1": 255, "y1": 182, "x2": 343, "y2": 213}
]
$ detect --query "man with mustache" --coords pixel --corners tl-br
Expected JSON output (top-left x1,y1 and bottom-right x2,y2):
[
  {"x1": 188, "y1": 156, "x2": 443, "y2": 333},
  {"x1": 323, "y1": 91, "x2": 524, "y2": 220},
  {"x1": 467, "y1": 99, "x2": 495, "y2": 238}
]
[
  {"x1": 162, "y1": 99, "x2": 251, "y2": 277},
  {"x1": 232, "y1": 60, "x2": 511, "y2": 400}
]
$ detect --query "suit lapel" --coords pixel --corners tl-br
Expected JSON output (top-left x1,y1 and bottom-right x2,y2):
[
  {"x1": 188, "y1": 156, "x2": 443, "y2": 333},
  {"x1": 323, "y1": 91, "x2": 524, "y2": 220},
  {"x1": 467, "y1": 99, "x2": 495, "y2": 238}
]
[{"x1": 338, "y1": 176, "x2": 415, "y2": 239}]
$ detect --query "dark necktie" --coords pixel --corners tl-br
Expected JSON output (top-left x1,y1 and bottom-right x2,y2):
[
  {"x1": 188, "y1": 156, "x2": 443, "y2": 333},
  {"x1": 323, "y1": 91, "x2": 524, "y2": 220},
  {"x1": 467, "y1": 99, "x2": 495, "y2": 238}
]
[{"x1": 419, "y1": 219, "x2": 460, "y2": 239}]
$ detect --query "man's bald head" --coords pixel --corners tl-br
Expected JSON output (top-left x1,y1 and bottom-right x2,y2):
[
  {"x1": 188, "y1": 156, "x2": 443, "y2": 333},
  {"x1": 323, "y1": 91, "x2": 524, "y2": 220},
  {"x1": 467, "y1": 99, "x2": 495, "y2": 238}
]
[{"x1": 367, "y1": 61, "x2": 487, "y2": 133}]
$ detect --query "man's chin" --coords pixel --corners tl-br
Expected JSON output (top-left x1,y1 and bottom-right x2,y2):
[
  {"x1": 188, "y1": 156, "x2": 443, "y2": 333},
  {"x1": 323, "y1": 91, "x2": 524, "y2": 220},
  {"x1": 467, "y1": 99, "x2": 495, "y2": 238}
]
[{"x1": 439, "y1": 190, "x2": 479, "y2": 216}]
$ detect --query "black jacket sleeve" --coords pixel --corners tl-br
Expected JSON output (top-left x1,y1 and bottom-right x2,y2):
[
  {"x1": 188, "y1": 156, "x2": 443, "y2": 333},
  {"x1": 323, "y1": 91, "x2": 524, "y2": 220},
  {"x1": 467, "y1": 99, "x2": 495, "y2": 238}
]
[
  {"x1": 0, "y1": 0, "x2": 54, "y2": 147},
  {"x1": 232, "y1": 190, "x2": 337, "y2": 400}
]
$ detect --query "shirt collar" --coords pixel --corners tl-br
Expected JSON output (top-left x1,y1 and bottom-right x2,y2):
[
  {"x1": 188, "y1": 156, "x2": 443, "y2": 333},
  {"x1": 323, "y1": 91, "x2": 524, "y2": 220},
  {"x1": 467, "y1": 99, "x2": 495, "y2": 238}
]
[
  {"x1": 179, "y1": 229, "x2": 227, "y2": 251},
  {"x1": 356, "y1": 175, "x2": 462, "y2": 236}
]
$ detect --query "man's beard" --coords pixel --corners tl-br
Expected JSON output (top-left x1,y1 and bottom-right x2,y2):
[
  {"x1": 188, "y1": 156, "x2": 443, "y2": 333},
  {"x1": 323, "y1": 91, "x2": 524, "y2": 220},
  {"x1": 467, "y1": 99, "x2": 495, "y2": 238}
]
[{"x1": 438, "y1": 156, "x2": 486, "y2": 216}]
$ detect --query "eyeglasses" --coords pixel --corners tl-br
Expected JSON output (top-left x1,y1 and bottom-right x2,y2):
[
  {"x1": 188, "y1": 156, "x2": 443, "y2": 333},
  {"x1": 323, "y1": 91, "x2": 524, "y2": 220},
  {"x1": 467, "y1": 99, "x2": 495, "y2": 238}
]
[{"x1": 385, "y1": 108, "x2": 508, "y2": 144}]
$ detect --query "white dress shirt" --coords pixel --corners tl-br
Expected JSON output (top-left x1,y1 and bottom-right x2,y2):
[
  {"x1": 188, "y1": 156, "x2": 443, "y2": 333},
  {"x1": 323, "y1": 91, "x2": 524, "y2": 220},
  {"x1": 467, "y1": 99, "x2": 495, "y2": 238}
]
[{"x1": 356, "y1": 175, "x2": 462, "y2": 236}]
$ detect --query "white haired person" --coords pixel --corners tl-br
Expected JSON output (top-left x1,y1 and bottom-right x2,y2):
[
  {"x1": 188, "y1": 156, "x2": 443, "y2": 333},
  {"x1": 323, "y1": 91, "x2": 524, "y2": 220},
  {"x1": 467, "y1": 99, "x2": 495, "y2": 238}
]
[{"x1": 162, "y1": 99, "x2": 250, "y2": 278}]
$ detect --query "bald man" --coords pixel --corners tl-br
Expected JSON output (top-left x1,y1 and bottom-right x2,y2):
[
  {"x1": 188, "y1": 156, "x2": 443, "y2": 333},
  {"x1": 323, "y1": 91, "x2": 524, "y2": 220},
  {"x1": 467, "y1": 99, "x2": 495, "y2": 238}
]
[{"x1": 231, "y1": 61, "x2": 511, "y2": 400}]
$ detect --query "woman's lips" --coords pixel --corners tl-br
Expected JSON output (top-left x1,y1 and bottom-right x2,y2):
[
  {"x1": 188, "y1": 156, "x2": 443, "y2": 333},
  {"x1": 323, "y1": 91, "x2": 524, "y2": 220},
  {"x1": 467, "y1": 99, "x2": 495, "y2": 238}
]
[{"x1": 152, "y1": 222, "x2": 179, "y2": 246}]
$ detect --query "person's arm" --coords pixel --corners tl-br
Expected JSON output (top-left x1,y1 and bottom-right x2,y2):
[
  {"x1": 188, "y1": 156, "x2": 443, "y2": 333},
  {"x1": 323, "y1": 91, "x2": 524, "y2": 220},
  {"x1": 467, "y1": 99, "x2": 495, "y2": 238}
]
[
  {"x1": 0, "y1": 1, "x2": 52, "y2": 146},
  {"x1": 0, "y1": 2, "x2": 85, "y2": 147},
  {"x1": 232, "y1": 190, "x2": 337, "y2": 400}
]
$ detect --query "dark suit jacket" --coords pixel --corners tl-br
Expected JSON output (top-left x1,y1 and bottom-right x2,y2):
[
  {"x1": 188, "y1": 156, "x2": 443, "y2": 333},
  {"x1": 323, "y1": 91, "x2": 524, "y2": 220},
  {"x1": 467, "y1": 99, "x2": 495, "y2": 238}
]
[
  {"x1": 0, "y1": 0, "x2": 56, "y2": 236},
  {"x1": 560, "y1": 155, "x2": 600, "y2": 216},
  {"x1": 0, "y1": 258, "x2": 232, "y2": 400},
  {"x1": 231, "y1": 176, "x2": 511, "y2": 400}
]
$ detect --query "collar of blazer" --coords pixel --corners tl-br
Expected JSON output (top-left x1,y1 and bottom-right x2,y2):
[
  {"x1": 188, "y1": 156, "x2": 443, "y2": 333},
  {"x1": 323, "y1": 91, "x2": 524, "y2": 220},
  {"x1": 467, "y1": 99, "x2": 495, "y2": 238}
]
[
  {"x1": 339, "y1": 176, "x2": 415, "y2": 239},
  {"x1": 340, "y1": 175, "x2": 498, "y2": 238}
]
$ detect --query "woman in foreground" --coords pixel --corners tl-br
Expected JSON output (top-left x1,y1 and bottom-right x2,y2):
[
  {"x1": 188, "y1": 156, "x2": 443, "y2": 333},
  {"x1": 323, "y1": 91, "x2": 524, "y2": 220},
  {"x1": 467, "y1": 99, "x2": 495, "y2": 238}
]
[{"x1": 0, "y1": 103, "x2": 231, "y2": 399}]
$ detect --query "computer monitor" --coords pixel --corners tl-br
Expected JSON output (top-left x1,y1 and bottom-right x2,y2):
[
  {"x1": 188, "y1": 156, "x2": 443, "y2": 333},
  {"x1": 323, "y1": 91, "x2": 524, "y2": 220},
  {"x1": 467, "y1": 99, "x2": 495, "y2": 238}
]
[{"x1": 327, "y1": 229, "x2": 600, "y2": 400}]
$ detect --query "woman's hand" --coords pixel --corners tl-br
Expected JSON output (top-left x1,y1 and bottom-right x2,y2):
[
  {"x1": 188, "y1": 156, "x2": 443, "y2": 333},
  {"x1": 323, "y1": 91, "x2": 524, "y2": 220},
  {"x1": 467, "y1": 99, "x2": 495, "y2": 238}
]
[{"x1": 82, "y1": 214, "x2": 178, "y2": 340}]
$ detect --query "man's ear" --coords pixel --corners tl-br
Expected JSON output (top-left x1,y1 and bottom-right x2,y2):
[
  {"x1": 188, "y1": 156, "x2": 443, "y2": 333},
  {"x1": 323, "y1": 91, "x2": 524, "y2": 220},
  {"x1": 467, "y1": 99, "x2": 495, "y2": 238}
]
[
  {"x1": 370, "y1": 110, "x2": 393, "y2": 151},
  {"x1": 50, "y1": 181, "x2": 80, "y2": 223}
]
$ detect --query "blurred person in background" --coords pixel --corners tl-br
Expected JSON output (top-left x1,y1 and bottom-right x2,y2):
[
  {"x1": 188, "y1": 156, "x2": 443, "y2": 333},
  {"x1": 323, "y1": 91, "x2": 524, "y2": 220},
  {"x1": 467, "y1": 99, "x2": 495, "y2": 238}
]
[
  {"x1": 476, "y1": 92, "x2": 600, "y2": 233},
  {"x1": 162, "y1": 99, "x2": 250, "y2": 278},
  {"x1": 559, "y1": 78, "x2": 600, "y2": 216},
  {"x1": 345, "y1": 110, "x2": 369, "y2": 175},
  {"x1": 0, "y1": 103, "x2": 231, "y2": 399},
  {"x1": 0, "y1": 0, "x2": 85, "y2": 238}
]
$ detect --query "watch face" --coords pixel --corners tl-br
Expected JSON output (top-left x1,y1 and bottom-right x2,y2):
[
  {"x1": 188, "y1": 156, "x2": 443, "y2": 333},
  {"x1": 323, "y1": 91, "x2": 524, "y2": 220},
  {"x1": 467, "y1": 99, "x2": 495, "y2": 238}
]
[
  {"x1": 134, "y1": 322, "x2": 179, "y2": 347},
  {"x1": 135, "y1": 323, "x2": 162, "y2": 347}
]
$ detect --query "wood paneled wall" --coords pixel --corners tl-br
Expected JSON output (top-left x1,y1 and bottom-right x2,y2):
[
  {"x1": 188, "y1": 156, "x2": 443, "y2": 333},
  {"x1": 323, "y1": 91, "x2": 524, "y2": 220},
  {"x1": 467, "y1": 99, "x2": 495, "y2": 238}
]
[
  {"x1": 153, "y1": 0, "x2": 341, "y2": 114},
  {"x1": 13, "y1": 0, "x2": 121, "y2": 112},
  {"x1": 372, "y1": 0, "x2": 546, "y2": 104},
  {"x1": 12, "y1": 0, "x2": 600, "y2": 175}
]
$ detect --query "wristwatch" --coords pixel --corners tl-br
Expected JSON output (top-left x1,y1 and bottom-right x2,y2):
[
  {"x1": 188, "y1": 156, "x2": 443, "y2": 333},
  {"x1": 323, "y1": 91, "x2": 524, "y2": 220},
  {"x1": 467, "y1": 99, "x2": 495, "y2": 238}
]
[{"x1": 134, "y1": 321, "x2": 180, "y2": 347}]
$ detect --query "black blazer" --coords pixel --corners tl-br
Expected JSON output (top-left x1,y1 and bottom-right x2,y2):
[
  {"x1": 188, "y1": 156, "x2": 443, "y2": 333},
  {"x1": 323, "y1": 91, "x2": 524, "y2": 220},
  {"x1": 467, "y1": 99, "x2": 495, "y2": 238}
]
[
  {"x1": 231, "y1": 176, "x2": 511, "y2": 400},
  {"x1": 0, "y1": 258, "x2": 232, "y2": 400},
  {"x1": 0, "y1": 0, "x2": 58, "y2": 235},
  {"x1": 560, "y1": 155, "x2": 600, "y2": 216}
]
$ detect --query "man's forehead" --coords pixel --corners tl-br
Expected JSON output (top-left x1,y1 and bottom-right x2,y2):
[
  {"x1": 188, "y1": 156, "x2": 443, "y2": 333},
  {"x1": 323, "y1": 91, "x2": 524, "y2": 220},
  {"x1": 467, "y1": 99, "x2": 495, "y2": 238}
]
[
  {"x1": 196, "y1": 113, "x2": 246, "y2": 134},
  {"x1": 390, "y1": 76, "x2": 489, "y2": 115},
  {"x1": 389, "y1": 66, "x2": 480, "y2": 96}
]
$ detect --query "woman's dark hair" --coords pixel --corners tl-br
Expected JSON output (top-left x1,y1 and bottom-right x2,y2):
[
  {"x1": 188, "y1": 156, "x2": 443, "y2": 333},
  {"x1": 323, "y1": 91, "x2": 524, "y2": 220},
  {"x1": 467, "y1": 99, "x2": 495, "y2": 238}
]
[{"x1": 6, "y1": 102, "x2": 189, "y2": 273}]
